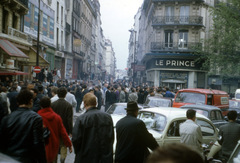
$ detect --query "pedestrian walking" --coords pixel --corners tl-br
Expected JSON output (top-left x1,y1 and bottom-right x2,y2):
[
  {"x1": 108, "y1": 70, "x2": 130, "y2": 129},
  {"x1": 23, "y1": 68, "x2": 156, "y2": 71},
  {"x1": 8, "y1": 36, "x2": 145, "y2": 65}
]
[
  {"x1": 218, "y1": 110, "x2": 240, "y2": 163},
  {"x1": 75, "y1": 86, "x2": 82, "y2": 113},
  {"x1": 51, "y1": 87, "x2": 73, "y2": 163},
  {"x1": 51, "y1": 86, "x2": 59, "y2": 103},
  {"x1": 30, "y1": 88, "x2": 41, "y2": 113},
  {"x1": 94, "y1": 86, "x2": 102, "y2": 110},
  {"x1": 7, "y1": 84, "x2": 18, "y2": 112},
  {"x1": 72, "y1": 93, "x2": 114, "y2": 163},
  {"x1": 66, "y1": 88, "x2": 77, "y2": 113},
  {"x1": 119, "y1": 87, "x2": 126, "y2": 102},
  {"x1": 115, "y1": 101, "x2": 159, "y2": 163},
  {"x1": 0, "y1": 89, "x2": 47, "y2": 163},
  {"x1": 105, "y1": 86, "x2": 111, "y2": 111},
  {"x1": 128, "y1": 88, "x2": 138, "y2": 103},
  {"x1": 179, "y1": 109, "x2": 203, "y2": 156},
  {"x1": 38, "y1": 97, "x2": 73, "y2": 163}
]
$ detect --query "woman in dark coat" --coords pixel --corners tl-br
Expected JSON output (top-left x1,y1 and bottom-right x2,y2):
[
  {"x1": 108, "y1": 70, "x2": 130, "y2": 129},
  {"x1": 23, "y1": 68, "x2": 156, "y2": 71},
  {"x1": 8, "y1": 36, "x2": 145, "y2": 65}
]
[{"x1": 75, "y1": 86, "x2": 82, "y2": 112}]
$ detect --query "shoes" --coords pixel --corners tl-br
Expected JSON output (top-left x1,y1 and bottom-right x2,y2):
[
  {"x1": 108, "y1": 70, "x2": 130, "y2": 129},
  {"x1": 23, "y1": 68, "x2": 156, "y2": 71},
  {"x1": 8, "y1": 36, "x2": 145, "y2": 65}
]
[{"x1": 60, "y1": 158, "x2": 65, "y2": 163}]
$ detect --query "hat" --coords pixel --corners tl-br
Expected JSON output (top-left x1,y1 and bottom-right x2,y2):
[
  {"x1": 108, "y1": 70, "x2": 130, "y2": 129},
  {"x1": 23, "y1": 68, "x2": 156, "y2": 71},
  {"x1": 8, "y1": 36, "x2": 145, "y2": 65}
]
[{"x1": 125, "y1": 101, "x2": 140, "y2": 111}]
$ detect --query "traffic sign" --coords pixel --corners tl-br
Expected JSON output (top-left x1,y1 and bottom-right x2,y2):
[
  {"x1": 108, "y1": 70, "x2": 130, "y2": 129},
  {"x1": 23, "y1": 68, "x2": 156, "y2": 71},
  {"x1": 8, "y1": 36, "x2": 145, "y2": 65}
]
[{"x1": 34, "y1": 66, "x2": 41, "y2": 73}]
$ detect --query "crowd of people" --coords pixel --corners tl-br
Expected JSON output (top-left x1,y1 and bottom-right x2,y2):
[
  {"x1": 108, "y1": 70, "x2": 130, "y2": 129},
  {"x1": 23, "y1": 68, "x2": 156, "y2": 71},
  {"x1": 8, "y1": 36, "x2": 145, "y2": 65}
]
[{"x1": 0, "y1": 76, "x2": 239, "y2": 163}]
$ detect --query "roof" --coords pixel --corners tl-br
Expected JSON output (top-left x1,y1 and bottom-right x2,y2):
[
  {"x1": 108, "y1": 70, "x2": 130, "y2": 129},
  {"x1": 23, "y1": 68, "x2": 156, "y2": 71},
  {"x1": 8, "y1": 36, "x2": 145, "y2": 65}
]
[
  {"x1": 180, "y1": 105, "x2": 221, "y2": 111},
  {"x1": 140, "y1": 107, "x2": 209, "y2": 122},
  {"x1": 178, "y1": 88, "x2": 228, "y2": 95}
]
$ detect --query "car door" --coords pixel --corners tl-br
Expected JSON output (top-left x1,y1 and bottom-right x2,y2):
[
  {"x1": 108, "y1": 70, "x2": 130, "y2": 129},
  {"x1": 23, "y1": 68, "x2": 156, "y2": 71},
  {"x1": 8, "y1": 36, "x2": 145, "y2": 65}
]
[
  {"x1": 163, "y1": 119, "x2": 186, "y2": 145},
  {"x1": 196, "y1": 118, "x2": 218, "y2": 145}
]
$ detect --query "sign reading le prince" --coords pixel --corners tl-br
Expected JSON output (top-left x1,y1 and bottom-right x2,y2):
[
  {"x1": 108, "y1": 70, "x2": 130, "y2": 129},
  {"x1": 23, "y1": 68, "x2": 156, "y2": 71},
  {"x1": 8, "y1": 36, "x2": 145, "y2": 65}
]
[{"x1": 146, "y1": 58, "x2": 204, "y2": 70}]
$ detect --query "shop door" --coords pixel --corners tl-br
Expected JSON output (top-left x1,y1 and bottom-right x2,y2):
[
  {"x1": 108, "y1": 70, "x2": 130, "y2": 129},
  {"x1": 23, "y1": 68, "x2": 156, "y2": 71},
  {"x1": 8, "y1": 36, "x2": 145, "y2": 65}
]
[
  {"x1": 55, "y1": 57, "x2": 62, "y2": 69},
  {"x1": 72, "y1": 59, "x2": 78, "y2": 79},
  {"x1": 66, "y1": 59, "x2": 72, "y2": 79}
]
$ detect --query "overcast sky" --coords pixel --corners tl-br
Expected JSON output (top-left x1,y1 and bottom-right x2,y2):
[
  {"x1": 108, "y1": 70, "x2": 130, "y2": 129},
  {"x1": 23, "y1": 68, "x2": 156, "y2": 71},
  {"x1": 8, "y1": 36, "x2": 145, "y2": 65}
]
[{"x1": 100, "y1": 0, "x2": 143, "y2": 70}]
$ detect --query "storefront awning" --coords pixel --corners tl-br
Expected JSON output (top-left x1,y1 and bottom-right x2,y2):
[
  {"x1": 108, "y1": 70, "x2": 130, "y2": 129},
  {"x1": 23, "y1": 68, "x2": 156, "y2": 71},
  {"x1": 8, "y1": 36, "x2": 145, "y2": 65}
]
[
  {"x1": 0, "y1": 70, "x2": 29, "y2": 75},
  {"x1": 21, "y1": 47, "x2": 49, "y2": 67},
  {"x1": 162, "y1": 79, "x2": 186, "y2": 83},
  {"x1": 0, "y1": 39, "x2": 29, "y2": 58}
]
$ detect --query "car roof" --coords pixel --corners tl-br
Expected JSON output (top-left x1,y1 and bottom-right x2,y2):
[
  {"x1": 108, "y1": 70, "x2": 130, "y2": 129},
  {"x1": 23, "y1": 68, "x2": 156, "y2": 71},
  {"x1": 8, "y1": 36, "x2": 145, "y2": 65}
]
[
  {"x1": 229, "y1": 99, "x2": 240, "y2": 102},
  {"x1": 147, "y1": 96, "x2": 172, "y2": 100},
  {"x1": 178, "y1": 88, "x2": 228, "y2": 95},
  {"x1": 140, "y1": 107, "x2": 209, "y2": 122},
  {"x1": 180, "y1": 105, "x2": 221, "y2": 111},
  {"x1": 112, "y1": 103, "x2": 142, "y2": 107}
]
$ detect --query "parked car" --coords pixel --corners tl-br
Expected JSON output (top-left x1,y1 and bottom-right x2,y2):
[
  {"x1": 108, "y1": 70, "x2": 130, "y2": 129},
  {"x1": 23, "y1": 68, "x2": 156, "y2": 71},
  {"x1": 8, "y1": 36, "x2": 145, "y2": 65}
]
[
  {"x1": 138, "y1": 107, "x2": 218, "y2": 148},
  {"x1": 229, "y1": 99, "x2": 240, "y2": 109},
  {"x1": 142, "y1": 96, "x2": 173, "y2": 108},
  {"x1": 180, "y1": 105, "x2": 228, "y2": 128},
  {"x1": 173, "y1": 88, "x2": 229, "y2": 115},
  {"x1": 106, "y1": 103, "x2": 143, "y2": 126}
]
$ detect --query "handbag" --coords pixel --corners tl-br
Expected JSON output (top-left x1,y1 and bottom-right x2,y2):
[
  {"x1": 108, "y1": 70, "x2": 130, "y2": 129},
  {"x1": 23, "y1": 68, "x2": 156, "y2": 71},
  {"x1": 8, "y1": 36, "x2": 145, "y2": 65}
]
[{"x1": 43, "y1": 126, "x2": 50, "y2": 145}]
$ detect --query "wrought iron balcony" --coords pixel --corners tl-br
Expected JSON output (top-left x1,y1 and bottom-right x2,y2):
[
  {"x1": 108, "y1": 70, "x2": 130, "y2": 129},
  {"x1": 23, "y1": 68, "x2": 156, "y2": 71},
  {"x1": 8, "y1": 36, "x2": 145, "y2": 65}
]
[
  {"x1": 151, "y1": 42, "x2": 202, "y2": 52},
  {"x1": 152, "y1": 16, "x2": 203, "y2": 26},
  {"x1": 8, "y1": 27, "x2": 32, "y2": 44},
  {"x1": 18, "y1": 0, "x2": 28, "y2": 8}
]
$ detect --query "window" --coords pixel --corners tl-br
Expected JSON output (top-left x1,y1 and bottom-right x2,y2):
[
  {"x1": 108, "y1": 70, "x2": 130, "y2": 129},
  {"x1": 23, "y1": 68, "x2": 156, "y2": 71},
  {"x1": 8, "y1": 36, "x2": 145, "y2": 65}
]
[
  {"x1": 180, "y1": 6, "x2": 189, "y2": 24},
  {"x1": 61, "y1": 6, "x2": 63, "y2": 25},
  {"x1": 2, "y1": 7, "x2": 8, "y2": 33},
  {"x1": 138, "y1": 112, "x2": 167, "y2": 133},
  {"x1": 164, "y1": 30, "x2": 173, "y2": 48},
  {"x1": 167, "y1": 120, "x2": 186, "y2": 137},
  {"x1": 196, "y1": 119, "x2": 215, "y2": 136},
  {"x1": 178, "y1": 30, "x2": 188, "y2": 49},
  {"x1": 216, "y1": 111, "x2": 223, "y2": 120},
  {"x1": 165, "y1": 6, "x2": 174, "y2": 24},
  {"x1": 210, "y1": 111, "x2": 216, "y2": 120},
  {"x1": 175, "y1": 92, "x2": 205, "y2": 104},
  {"x1": 57, "y1": 2, "x2": 59, "y2": 23}
]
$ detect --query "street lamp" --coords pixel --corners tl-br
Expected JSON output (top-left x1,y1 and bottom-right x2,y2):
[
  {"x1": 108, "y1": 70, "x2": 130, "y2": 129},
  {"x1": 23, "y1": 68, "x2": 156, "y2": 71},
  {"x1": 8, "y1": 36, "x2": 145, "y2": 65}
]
[{"x1": 128, "y1": 28, "x2": 137, "y2": 85}]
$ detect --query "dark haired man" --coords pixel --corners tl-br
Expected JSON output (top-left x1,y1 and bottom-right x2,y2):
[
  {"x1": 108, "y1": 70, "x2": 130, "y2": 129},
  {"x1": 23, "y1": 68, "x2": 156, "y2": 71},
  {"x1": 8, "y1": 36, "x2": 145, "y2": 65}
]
[
  {"x1": 147, "y1": 143, "x2": 203, "y2": 163},
  {"x1": 179, "y1": 109, "x2": 203, "y2": 156},
  {"x1": 36, "y1": 85, "x2": 45, "y2": 100},
  {"x1": 51, "y1": 87, "x2": 73, "y2": 163},
  {"x1": 94, "y1": 86, "x2": 102, "y2": 110},
  {"x1": 7, "y1": 84, "x2": 18, "y2": 112},
  {"x1": 0, "y1": 89, "x2": 47, "y2": 163},
  {"x1": 30, "y1": 88, "x2": 41, "y2": 112},
  {"x1": 218, "y1": 110, "x2": 240, "y2": 162},
  {"x1": 105, "y1": 86, "x2": 111, "y2": 111},
  {"x1": 115, "y1": 101, "x2": 159, "y2": 163}
]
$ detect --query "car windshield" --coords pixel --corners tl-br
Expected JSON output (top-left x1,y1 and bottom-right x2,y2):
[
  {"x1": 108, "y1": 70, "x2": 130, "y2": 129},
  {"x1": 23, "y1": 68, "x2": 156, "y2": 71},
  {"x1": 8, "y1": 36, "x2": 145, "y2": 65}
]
[
  {"x1": 107, "y1": 105, "x2": 126, "y2": 115},
  {"x1": 236, "y1": 94, "x2": 240, "y2": 99},
  {"x1": 175, "y1": 92, "x2": 206, "y2": 104},
  {"x1": 138, "y1": 112, "x2": 166, "y2": 133},
  {"x1": 229, "y1": 101, "x2": 240, "y2": 108},
  {"x1": 145, "y1": 98, "x2": 171, "y2": 107}
]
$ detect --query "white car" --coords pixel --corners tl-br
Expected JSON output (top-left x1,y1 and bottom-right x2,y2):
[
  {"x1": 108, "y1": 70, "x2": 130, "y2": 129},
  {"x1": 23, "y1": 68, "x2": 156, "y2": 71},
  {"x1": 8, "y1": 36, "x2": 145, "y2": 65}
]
[{"x1": 138, "y1": 107, "x2": 219, "y2": 148}]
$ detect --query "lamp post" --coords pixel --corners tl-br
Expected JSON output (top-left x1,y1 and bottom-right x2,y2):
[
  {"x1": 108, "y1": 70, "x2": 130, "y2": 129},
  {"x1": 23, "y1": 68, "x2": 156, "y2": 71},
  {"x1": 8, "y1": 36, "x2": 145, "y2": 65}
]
[{"x1": 128, "y1": 29, "x2": 137, "y2": 86}]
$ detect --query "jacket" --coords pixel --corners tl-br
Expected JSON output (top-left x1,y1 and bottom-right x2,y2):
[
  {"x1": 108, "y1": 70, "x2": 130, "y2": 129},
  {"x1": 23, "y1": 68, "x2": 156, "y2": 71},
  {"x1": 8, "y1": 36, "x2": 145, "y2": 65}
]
[
  {"x1": 7, "y1": 91, "x2": 18, "y2": 112},
  {"x1": 36, "y1": 93, "x2": 45, "y2": 100},
  {"x1": 137, "y1": 93, "x2": 145, "y2": 104},
  {"x1": 0, "y1": 94, "x2": 8, "y2": 124},
  {"x1": 51, "y1": 99, "x2": 73, "y2": 134},
  {"x1": 72, "y1": 107, "x2": 114, "y2": 163},
  {"x1": 128, "y1": 92, "x2": 138, "y2": 103},
  {"x1": 32, "y1": 97, "x2": 41, "y2": 112},
  {"x1": 65, "y1": 92, "x2": 77, "y2": 108},
  {"x1": 179, "y1": 119, "x2": 203, "y2": 155},
  {"x1": 81, "y1": 89, "x2": 89, "y2": 99},
  {"x1": 38, "y1": 107, "x2": 72, "y2": 162},
  {"x1": 94, "y1": 90, "x2": 102, "y2": 110},
  {"x1": 119, "y1": 91, "x2": 126, "y2": 102},
  {"x1": 165, "y1": 91, "x2": 174, "y2": 98},
  {"x1": 218, "y1": 121, "x2": 240, "y2": 156},
  {"x1": 115, "y1": 114, "x2": 159, "y2": 163},
  {"x1": 0, "y1": 107, "x2": 47, "y2": 163}
]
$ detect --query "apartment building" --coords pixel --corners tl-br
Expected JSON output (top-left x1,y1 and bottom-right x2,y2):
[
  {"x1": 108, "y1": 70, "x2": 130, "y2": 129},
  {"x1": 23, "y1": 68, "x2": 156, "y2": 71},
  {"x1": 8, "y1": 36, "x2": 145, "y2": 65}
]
[{"x1": 134, "y1": 0, "x2": 213, "y2": 89}]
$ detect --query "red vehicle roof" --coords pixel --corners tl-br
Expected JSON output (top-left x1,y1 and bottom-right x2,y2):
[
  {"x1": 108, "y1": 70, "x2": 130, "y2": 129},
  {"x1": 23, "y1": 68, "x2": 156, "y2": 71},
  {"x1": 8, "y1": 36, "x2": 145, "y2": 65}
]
[{"x1": 178, "y1": 88, "x2": 228, "y2": 95}]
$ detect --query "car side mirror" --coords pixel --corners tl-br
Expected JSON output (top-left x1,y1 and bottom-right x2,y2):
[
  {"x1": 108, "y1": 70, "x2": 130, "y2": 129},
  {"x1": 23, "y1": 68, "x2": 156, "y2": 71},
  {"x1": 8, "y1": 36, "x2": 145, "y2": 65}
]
[{"x1": 224, "y1": 116, "x2": 228, "y2": 121}]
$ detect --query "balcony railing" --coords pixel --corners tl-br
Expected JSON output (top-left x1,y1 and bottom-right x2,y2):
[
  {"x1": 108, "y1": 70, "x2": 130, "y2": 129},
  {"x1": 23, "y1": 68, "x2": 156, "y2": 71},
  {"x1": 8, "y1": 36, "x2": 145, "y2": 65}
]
[
  {"x1": 8, "y1": 27, "x2": 32, "y2": 44},
  {"x1": 152, "y1": 16, "x2": 203, "y2": 26},
  {"x1": 151, "y1": 42, "x2": 202, "y2": 52},
  {"x1": 18, "y1": 0, "x2": 28, "y2": 8}
]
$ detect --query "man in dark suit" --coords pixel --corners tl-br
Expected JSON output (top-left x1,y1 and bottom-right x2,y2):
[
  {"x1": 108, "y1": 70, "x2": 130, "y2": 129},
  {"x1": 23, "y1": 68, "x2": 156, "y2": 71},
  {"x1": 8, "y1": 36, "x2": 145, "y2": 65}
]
[
  {"x1": 81, "y1": 85, "x2": 89, "y2": 99},
  {"x1": 115, "y1": 101, "x2": 159, "y2": 163},
  {"x1": 94, "y1": 86, "x2": 102, "y2": 110},
  {"x1": 218, "y1": 110, "x2": 240, "y2": 162},
  {"x1": 36, "y1": 85, "x2": 45, "y2": 100},
  {"x1": 105, "y1": 86, "x2": 111, "y2": 111},
  {"x1": 51, "y1": 87, "x2": 73, "y2": 163},
  {"x1": 7, "y1": 84, "x2": 18, "y2": 112}
]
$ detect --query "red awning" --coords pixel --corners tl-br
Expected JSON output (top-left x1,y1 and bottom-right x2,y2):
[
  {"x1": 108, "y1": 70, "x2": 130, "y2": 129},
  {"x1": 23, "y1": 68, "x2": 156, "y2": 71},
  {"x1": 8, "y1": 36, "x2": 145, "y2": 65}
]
[
  {"x1": 0, "y1": 39, "x2": 29, "y2": 58},
  {"x1": 0, "y1": 70, "x2": 29, "y2": 75}
]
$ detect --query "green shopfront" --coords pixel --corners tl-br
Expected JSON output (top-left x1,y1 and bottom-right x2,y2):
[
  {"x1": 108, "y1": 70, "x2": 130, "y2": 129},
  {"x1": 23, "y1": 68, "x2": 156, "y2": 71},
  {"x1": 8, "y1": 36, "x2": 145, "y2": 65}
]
[
  {"x1": 144, "y1": 54, "x2": 206, "y2": 89},
  {"x1": 45, "y1": 47, "x2": 55, "y2": 70}
]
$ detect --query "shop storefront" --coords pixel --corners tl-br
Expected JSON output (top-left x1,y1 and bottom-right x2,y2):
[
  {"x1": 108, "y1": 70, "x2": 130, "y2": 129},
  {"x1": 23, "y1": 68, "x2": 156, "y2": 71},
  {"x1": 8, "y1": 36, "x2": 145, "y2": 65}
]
[
  {"x1": 45, "y1": 47, "x2": 55, "y2": 70},
  {"x1": 144, "y1": 55, "x2": 206, "y2": 89}
]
